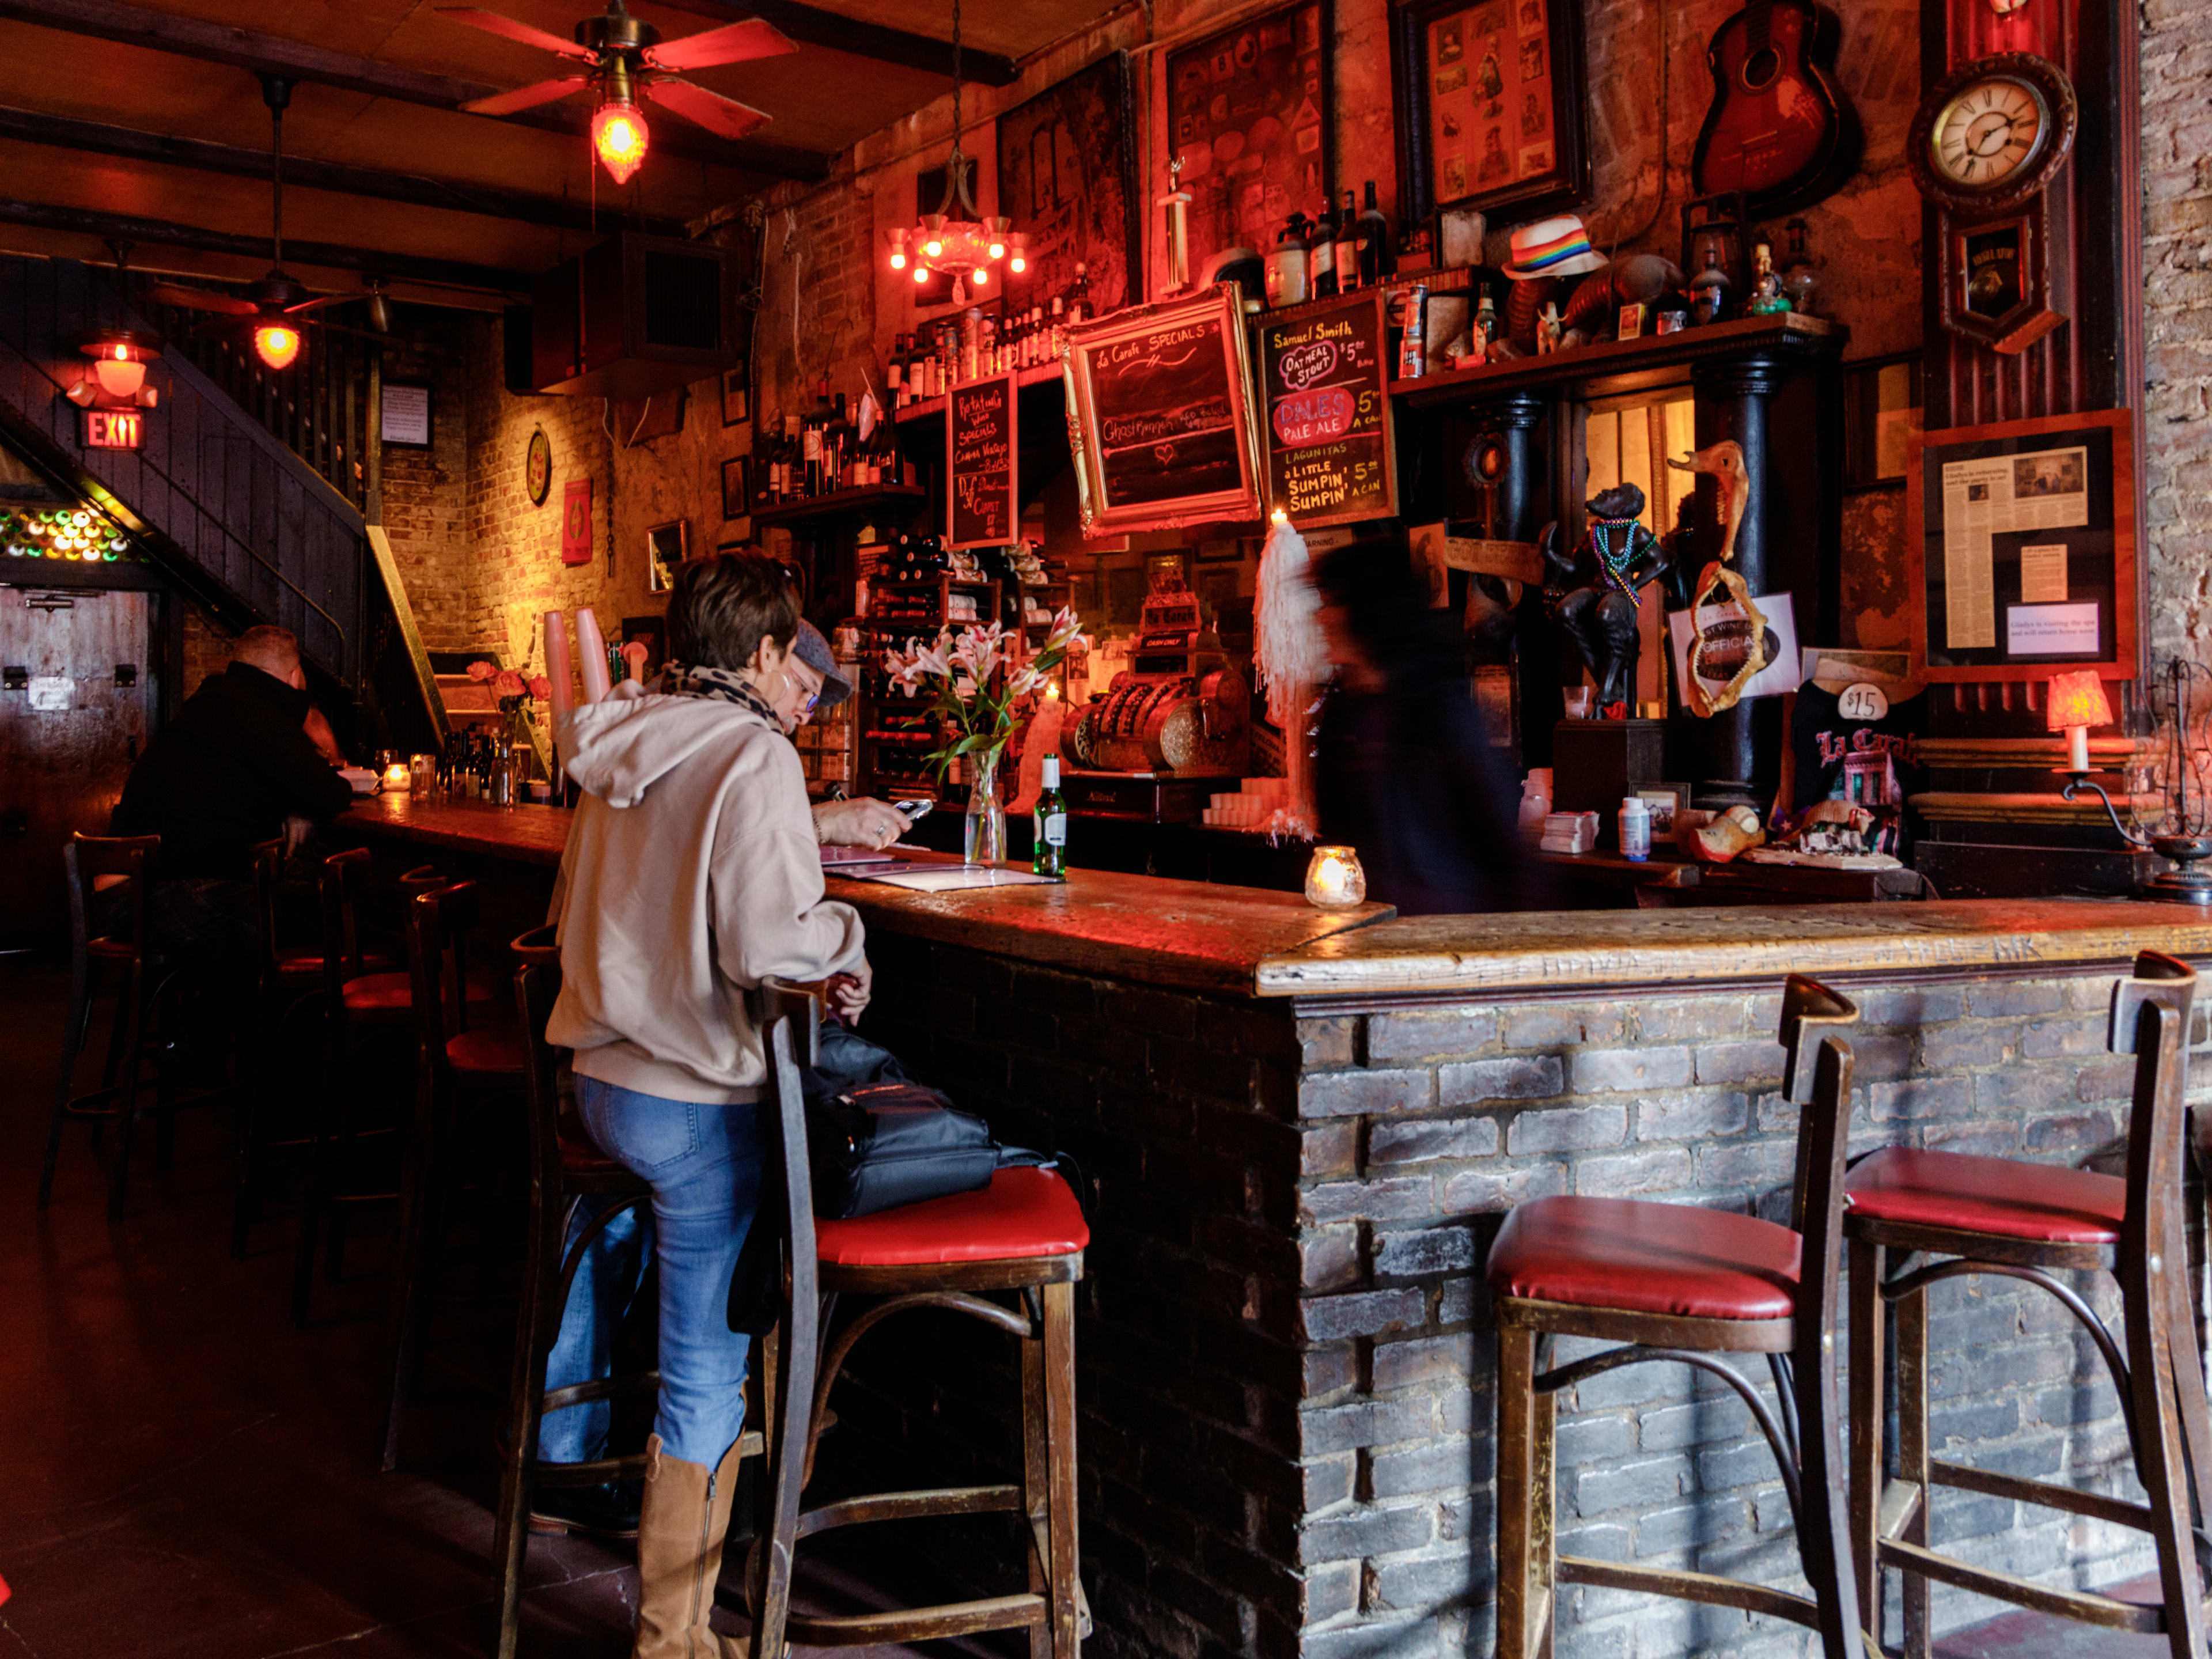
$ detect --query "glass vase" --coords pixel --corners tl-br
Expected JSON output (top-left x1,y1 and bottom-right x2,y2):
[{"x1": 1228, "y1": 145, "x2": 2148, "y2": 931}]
[{"x1": 964, "y1": 747, "x2": 1006, "y2": 865}]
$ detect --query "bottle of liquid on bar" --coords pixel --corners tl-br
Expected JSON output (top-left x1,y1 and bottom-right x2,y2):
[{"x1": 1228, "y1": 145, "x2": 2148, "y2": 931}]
[
  {"x1": 1032, "y1": 754, "x2": 1067, "y2": 879},
  {"x1": 1334, "y1": 191, "x2": 1361, "y2": 293}
]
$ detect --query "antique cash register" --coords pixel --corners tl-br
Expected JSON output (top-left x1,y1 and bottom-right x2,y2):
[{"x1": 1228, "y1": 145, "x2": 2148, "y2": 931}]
[{"x1": 1065, "y1": 568, "x2": 1249, "y2": 822}]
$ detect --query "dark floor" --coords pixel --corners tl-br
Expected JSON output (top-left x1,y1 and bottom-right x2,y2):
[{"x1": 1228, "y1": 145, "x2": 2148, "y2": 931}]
[
  {"x1": 0, "y1": 955, "x2": 2184, "y2": 1659},
  {"x1": 0, "y1": 957, "x2": 930, "y2": 1659}
]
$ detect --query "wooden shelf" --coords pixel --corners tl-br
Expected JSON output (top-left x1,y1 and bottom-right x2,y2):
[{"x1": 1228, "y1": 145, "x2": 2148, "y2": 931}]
[
  {"x1": 749, "y1": 483, "x2": 928, "y2": 529},
  {"x1": 893, "y1": 360, "x2": 1065, "y2": 426},
  {"x1": 1388, "y1": 313, "x2": 1846, "y2": 409}
]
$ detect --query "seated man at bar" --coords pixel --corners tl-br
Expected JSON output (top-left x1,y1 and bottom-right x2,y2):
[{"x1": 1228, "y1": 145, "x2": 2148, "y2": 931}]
[
  {"x1": 108, "y1": 623, "x2": 355, "y2": 964},
  {"x1": 784, "y1": 619, "x2": 907, "y2": 851},
  {"x1": 543, "y1": 550, "x2": 870, "y2": 1658},
  {"x1": 1312, "y1": 529, "x2": 1532, "y2": 915}
]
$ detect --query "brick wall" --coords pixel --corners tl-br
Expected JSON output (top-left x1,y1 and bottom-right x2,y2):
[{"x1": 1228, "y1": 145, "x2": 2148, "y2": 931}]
[
  {"x1": 2141, "y1": 0, "x2": 2212, "y2": 668},
  {"x1": 852, "y1": 937, "x2": 2179, "y2": 1659}
]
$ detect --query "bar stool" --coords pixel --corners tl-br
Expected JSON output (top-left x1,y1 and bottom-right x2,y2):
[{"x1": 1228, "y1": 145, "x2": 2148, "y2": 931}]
[
  {"x1": 744, "y1": 979, "x2": 1090, "y2": 1659},
  {"x1": 1487, "y1": 976, "x2": 1866, "y2": 1659},
  {"x1": 494, "y1": 938, "x2": 721, "y2": 1659},
  {"x1": 40, "y1": 834, "x2": 232, "y2": 1220},
  {"x1": 1845, "y1": 951, "x2": 2212, "y2": 1655},
  {"x1": 293, "y1": 847, "x2": 502, "y2": 1323},
  {"x1": 381, "y1": 880, "x2": 531, "y2": 1471}
]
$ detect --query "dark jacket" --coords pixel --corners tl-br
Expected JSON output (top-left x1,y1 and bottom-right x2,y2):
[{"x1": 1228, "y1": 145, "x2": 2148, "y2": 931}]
[
  {"x1": 113, "y1": 662, "x2": 354, "y2": 880},
  {"x1": 1315, "y1": 615, "x2": 1532, "y2": 916}
]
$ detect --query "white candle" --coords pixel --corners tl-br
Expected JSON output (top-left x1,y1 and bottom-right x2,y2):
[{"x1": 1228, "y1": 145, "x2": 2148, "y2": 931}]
[
  {"x1": 542, "y1": 609, "x2": 574, "y2": 718},
  {"x1": 2067, "y1": 724, "x2": 2090, "y2": 772},
  {"x1": 576, "y1": 608, "x2": 612, "y2": 702}
]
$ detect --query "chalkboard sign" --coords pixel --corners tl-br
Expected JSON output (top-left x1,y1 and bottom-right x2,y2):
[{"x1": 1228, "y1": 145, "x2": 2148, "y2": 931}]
[
  {"x1": 947, "y1": 374, "x2": 1018, "y2": 549},
  {"x1": 1064, "y1": 285, "x2": 1263, "y2": 536},
  {"x1": 1259, "y1": 289, "x2": 1396, "y2": 528}
]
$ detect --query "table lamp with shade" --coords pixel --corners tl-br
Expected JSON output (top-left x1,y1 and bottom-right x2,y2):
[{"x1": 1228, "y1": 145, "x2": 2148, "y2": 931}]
[{"x1": 2058, "y1": 659, "x2": 2212, "y2": 904}]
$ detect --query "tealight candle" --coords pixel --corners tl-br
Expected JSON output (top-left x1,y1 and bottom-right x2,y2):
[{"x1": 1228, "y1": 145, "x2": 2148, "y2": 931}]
[
  {"x1": 382, "y1": 761, "x2": 412, "y2": 793},
  {"x1": 1304, "y1": 844, "x2": 1366, "y2": 910}
]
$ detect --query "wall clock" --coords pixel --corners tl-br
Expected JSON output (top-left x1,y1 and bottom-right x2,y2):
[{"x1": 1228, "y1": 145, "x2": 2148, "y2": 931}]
[
  {"x1": 1909, "y1": 53, "x2": 2076, "y2": 355},
  {"x1": 525, "y1": 427, "x2": 552, "y2": 506}
]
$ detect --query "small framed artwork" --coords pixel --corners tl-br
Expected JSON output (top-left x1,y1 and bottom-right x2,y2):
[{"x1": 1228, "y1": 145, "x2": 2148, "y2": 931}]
[
  {"x1": 721, "y1": 362, "x2": 750, "y2": 428},
  {"x1": 1843, "y1": 354, "x2": 1926, "y2": 488},
  {"x1": 646, "y1": 519, "x2": 688, "y2": 593},
  {"x1": 560, "y1": 478, "x2": 593, "y2": 567},
  {"x1": 1391, "y1": 0, "x2": 1590, "y2": 224},
  {"x1": 721, "y1": 456, "x2": 751, "y2": 521},
  {"x1": 1616, "y1": 303, "x2": 1645, "y2": 340},
  {"x1": 380, "y1": 382, "x2": 432, "y2": 447}
]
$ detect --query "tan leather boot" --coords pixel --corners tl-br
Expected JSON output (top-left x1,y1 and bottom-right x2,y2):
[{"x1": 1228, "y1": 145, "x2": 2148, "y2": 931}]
[{"x1": 633, "y1": 1433, "x2": 749, "y2": 1659}]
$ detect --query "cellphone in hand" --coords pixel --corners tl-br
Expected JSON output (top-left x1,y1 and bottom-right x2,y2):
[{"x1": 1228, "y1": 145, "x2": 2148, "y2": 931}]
[{"x1": 893, "y1": 798, "x2": 935, "y2": 823}]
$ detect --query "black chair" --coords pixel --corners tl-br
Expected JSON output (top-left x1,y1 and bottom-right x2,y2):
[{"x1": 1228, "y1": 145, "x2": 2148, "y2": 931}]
[{"x1": 40, "y1": 833, "x2": 230, "y2": 1220}]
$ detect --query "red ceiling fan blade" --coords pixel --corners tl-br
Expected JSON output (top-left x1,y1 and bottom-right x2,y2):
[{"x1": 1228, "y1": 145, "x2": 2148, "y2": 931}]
[
  {"x1": 148, "y1": 283, "x2": 259, "y2": 316},
  {"x1": 461, "y1": 74, "x2": 594, "y2": 116},
  {"x1": 645, "y1": 77, "x2": 771, "y2": 142},
  {"x1": 283, "y1": 293, "x2": 355, "y2": 316},
  {"x1": 644, "y1": 17, "x2": 796, "y2": 72},
  {"x1": 434, "y1": 7, "x2": 596, "y2": 60}
]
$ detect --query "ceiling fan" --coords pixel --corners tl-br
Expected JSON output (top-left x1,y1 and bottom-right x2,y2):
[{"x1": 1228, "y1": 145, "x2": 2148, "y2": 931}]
[
  {"x1": 438, "y1": 0, "x2": 797, "y2": 184},
  {"x1": 146, "y1": 78, "x2": 391, "y2": 370}
]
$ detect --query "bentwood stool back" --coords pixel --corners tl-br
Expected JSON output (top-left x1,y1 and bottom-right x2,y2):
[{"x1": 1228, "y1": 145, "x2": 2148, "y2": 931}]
[
  {"x1": 380, "y1": 881, "x2": 529, "y2": 1471},
  {"x1": 744, "y1": 979, "x2": 1090, "y2": 1659},
  {"x1": 1845, "y1": 951, "x2": 2212, "y2": 1655},
  {"x1": 491, "y1": 942, "x2": 671, "y2": 1659},
  {"x1": 1486, "y1": 976, "x2": 1866, "y2": 1659},
  {"x1": 293, "y1": 848, "x2": 500, "y2": 1322},
  {"x1": 40, "y1": 833, "x2": 228, "y2": 1220}
]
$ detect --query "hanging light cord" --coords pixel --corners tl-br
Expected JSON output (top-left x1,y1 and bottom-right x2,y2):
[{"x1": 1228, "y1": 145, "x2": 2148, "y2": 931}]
[{"x1": 270, "y1": 101, "x2": 284, "y2": 270}]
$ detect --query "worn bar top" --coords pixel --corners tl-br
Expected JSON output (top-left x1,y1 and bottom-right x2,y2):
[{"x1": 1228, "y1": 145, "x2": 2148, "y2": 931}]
[
  {"x1": 1256, "y1": 897, "x2": 2212, "y2": 1000},
  {"x1": 339, "y1": 794, "x2": 1393, "y2": 996}
]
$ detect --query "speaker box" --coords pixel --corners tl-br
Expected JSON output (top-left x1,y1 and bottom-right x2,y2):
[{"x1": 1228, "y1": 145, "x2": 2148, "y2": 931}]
[{"x1": 530, "y1": 232, "x2": 737, "y2": 398}]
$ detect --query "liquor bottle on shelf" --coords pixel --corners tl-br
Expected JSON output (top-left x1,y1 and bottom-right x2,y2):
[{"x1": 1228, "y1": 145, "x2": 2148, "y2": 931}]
[
  {"x1": 1335, "y1": 191, "x2": 1361, "y2": 293},
  {"x1": 887, "y1": 335, "x2": 906, "y2": 407},
  {"x1": 1032, "y1": 753, "x2": 1067, "y2": 879},
  {"x1": 1049, "y1": 294, "x2": 1066, "y2": 357},
  {"x1": 1066, "y1": 262, "x2": 1091, "y2": 324},
  {"x1": 1474, "y1": 286, "x2": 1498, "y2": 360},
  {"x1": 1357, "y1": 181, "x2": 1393, "y2": 289},
  {"x1": 1309, "y1": 200, "x2": 1337, "y2": 299}
]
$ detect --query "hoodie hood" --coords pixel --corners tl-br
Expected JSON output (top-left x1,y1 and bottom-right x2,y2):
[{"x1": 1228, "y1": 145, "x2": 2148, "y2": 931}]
[{"x1": 556, "y1": 682, "x2": 777, "y2": 809}]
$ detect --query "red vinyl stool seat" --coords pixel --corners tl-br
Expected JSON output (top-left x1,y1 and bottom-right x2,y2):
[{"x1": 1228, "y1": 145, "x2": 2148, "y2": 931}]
[
  {"x1": 1487, "y1": 1195, "x2": 1801, "y2": 1321},
  {"x1": 342, "y1": 966, "x2": 505, "y2": 1018},
  {"x1": 814, "y1": 1167, "x2": 1090, "y2": 1268},
  {"x1": 446, "y1": 1025, "x2": 527, "y2": 1077},
  {"x1": 1845, "y1": 1146, "x2": 2123, "y2": 1245}
]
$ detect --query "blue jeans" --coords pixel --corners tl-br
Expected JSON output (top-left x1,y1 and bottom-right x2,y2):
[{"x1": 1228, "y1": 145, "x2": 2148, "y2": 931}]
[{"x1": 537, "y1": 1077, "x2": 765, "y2": 1469}]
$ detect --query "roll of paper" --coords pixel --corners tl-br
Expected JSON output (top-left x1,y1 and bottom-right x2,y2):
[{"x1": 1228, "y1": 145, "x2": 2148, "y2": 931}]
[
  {"x1": 575, "y1": 608, "x2": 612, "y2": 702},
  {"x1": 541, "y1": 609, "x2": 574, "y2": 717}
]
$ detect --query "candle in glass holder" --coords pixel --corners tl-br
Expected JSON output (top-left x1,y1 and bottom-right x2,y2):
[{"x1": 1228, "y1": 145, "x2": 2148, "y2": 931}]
[
  {"x1": 382, "y1": 760, "x2": 412, "y2": 793},
  {"x1": 410, "y1": 753, "x2": 436, "y2": 794},
  {"x1": 1305, "y1": 844, "x2": 1367, "y2": 909}
]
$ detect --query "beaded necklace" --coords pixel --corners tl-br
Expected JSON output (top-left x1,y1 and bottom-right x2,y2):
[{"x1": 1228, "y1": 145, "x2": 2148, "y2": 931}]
[{"x1": 1587, "y1": 513, "x2": 1649, "y2": 594}]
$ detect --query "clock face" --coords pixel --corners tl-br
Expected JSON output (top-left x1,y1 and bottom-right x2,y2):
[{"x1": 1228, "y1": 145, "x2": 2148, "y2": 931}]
[{"x1": 1930, "y1": 75, "x2": 2048, "y2": 190}]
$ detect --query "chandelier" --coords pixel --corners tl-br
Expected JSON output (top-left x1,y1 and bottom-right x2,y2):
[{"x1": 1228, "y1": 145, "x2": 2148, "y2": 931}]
[{"x1": 885, "y1": 0, "x2": 1024, "y2": 304}]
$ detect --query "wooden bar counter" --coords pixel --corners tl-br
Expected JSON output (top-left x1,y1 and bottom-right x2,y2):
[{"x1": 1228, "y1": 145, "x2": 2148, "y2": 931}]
[{"x1": 338, "y1": 794, "x2": 2212, "y2": 1659}]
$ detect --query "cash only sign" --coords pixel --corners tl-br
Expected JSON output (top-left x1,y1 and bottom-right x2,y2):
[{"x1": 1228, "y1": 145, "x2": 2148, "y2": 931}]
[{"x1": 1259, "y1": 287, "x2": 1396, "y2": 528}]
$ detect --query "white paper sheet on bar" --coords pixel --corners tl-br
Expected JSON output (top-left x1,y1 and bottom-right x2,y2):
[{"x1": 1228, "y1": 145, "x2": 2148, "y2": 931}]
[{"x1": 847, "y1": 863, "x2": 1060, "y2": 891}]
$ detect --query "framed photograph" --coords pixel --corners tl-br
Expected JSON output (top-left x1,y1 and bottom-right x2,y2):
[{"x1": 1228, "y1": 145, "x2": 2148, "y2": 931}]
[
  {"x1": 1391, "y1": 0, "x2": 1589, "y2": 224},
  {"x1": 721, "y1": 362, "x2": 750, "y2": 428},
  {"x1": 1166, "y1": 1, "x2": 1333, "y2": 285},
  {"x1": 721, "y1": 456, "x2": 751, "y2": 521},
  {"x1": 1063, "y1": 286, "x2": 1265, "y2": 536},
  {"x1": 380, "y1": 382, "x2": 432, "y2": 448},
  {"x1": 646, "y1": 519, "x2": 688, "y2": 594},
  {"x1": 1906, "y1": 407, "x2": 2137, "y2": 682},
  {"x1": 1616, "y1": 302, "x2": 1645, "y2": 340},
  {"x1": 998, "y1": 51, "x2": 1141, "y2": 322},
  {"x1": 1842, "y1": 354, "x2": 1924, "y2": 488}
]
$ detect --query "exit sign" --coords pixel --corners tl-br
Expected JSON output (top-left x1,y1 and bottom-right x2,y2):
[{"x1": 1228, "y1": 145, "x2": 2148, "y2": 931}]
[{"x1": 84, "y1": 409, "x2": 142, "y2": 449}]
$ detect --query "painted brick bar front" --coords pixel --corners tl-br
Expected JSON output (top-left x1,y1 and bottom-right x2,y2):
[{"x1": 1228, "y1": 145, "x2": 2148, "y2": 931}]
[{"x1": 855, "y1": 934, "x2": 2200, "y2": 1659}]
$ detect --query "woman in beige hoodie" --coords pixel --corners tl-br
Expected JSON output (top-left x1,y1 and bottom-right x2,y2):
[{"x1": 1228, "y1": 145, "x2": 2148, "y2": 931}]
[{"x1": 544, "y1": 551, "x2": 866, "y2": 1658}]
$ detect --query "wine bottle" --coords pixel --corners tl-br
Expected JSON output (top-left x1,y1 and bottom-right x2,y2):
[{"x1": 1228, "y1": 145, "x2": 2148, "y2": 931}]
[
  {"x1": 1032, "y1": 753, "x2": 1067, "y2": 879},
  {"x1": 1357, "y1": 181, "x2": 1392, "y2": 289},
  {"x1": 1309, "y1": 201, "x2": 1337, "y2": 299},
  {"x1": 1335, "y1": 191, "x2": 1360, "y2": 293},
  {"x1": 1067, "y1": 262, "x2": 1091, "y2": 324},
  {"x1": 887, "y1": 335, "x2": 906, "y2": 407}
]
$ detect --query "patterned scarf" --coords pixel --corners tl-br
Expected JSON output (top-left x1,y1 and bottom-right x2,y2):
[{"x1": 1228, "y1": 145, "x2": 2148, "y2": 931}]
[{"x1": 664, "y1": 659, "x2": 780, "y2": 725}]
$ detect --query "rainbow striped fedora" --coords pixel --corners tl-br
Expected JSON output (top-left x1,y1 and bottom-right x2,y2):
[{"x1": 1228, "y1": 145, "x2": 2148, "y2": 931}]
[{"x1": 1501, "y1": 214, "x2": 1608, "y2": 281}]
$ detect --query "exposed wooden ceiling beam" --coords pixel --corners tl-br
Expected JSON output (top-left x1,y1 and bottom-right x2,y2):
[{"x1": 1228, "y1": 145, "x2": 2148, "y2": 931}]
[
  {"x1": 0, "y1": 0, "x2": 830, "y2": 181},
  {"x1": 0, "y1": 197, "x2": 531, "y2": 294},
  {"x1": 650, "y1": 0, "x2": 1020, "y2": 85},
  {"x1": 0, "y1": 105, "x2": 681, "y2": 238}
]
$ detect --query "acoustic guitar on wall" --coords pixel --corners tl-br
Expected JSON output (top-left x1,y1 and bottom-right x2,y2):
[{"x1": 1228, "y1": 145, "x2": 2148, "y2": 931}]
[{"x1": 1691, "y1": 0, "x2": 1861, "y2": 215}]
